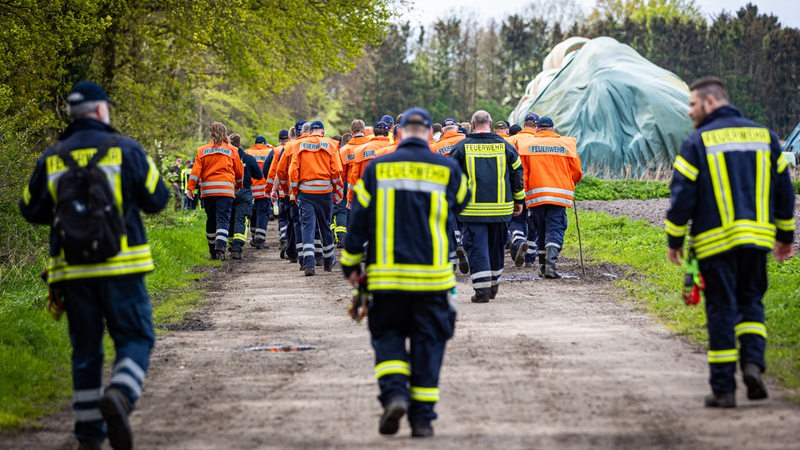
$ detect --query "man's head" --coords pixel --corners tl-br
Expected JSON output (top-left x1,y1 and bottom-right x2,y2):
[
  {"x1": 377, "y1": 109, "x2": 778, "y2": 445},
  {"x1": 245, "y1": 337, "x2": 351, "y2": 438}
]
[
  {"x1": 689, "y1": 76, "x2": 730, "y2": 128},
  {"x1": 350, "y1": 119, "x2": 366, "y2": 136},
  {"x1": 460, "y1": 122, "x2": 472, "y2": 133},
  {"x1": 309, "y1": 120, "x2": 325, "y2": 136},
  {"x1": 509, "y1": 124, "x2": 522, "y2": 136},
  {"x1": 295, "y1": 120, "x2": 308, "y2": 136},
  {"x1": 302, "y1": 121, "x2": 312, "y2": 135},
  {"x1": 538, "y1": 117, "x2": 554, "y2": 130},
  {"x1": 398, "y1": 107, "x2": 433, "y2": 142},
  {"x1": 470, "y1": 110, "x2": 492, "y2": 133},
  {"x1": 523, "y1": 113, "x2": 539, "y2": 130},
  {"x1": 341, "y1": 133, "x2": 352, "y2": 146},
  {"x1": 175, "y1": 156, "x2": 183, "y2": 165},
  {"x1": 441, "y1": 117, "x2": 459, "y2": 133},
  {"x1": 255, "y1": 135, "x2": 267, "y2": 145},
  {"x1": 209, "y1": 122, "x2": 229, "y2": 145},
  {"x1": 493, "y1": 120, "x2": 509, "y2": 134},
  {"x1": 229, "y1": 133, "x2": 242, "y2": 148},
  {"x1": 66, "y1": 81, "x2": 114, "y2": 124},
  {"x1": 374, "y1": 120, "x2": 390, "y2": 137},
  {"x1": 381, "y1": 115, "x2": 395, "y2": 129}
]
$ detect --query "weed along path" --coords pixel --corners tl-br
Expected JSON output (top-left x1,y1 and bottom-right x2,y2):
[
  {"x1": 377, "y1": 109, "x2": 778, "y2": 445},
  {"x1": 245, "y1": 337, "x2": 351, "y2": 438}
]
[{"x1": 5, "y1": 229, "x2": 800, "y2": 450}]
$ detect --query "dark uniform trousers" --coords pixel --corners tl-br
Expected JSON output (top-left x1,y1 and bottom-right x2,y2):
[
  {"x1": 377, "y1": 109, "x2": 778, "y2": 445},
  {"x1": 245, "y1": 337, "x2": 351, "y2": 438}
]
[
  {"x1": 508, "y1": 211, "x2": 537, "y2": 264},
  {"x1": 201, "y1": 196, "x2": 233, "y2": 253},
  {"x1": 531, "y1": 204, "x2": 567, "y2": 253},
  {"x1": 251, "y1": 197, "x2": 271, "y2": 245},
  {"x1": 462, "y1": 222, "x2": 507, "y2": 293},
  {"x1": 699, "y1": 248, "x2": 768, "y2": 395},
  {"x1": 229, "y1": 188, "x2": 253, "y2": 252},
  {"x1": 63, "y1": 275, "x2": 155, "y2": 442},
  {"x1": 368, "y1": 292, "x2": 455, "y2": 424},
  {"x1": 297, "y1": 192, "x2": 335, "y2": 269},
  {"x1": 332, "y1": 194, "x2": 348, "y2": 244},
  {"x1": 279, "y1": 197, "x2": 297, "y2": 259}
]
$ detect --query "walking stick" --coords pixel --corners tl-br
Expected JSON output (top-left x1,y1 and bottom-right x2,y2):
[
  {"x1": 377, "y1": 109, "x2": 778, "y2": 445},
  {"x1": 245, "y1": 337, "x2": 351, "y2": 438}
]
[{"x1": 572, "y1": 200, "x2": 586, "y2": 276}]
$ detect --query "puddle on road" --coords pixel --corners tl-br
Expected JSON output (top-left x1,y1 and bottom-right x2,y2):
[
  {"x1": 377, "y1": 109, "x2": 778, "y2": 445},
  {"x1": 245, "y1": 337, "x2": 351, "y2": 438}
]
[
  {"x1": 500, "y1": 273, "x2": 580, "y2": 281},
  {"x1": 241, "y1": 344, "x2": 318, "y2": 352}
]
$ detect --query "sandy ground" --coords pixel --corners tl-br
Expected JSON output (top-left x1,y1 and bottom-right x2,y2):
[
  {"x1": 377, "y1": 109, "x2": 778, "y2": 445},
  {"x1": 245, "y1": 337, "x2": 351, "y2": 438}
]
[{"x1": 3, "y1": 221, "x2": 800, "y2": 450}]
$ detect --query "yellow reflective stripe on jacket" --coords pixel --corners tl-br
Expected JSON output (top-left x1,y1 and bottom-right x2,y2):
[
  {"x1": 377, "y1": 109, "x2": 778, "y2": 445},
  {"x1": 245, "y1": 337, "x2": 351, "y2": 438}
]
[
  {"x1": 341, "y1": 249, "x2": 362, "y2": 267},
  {"x1": 410, "y1": 386, "x2": 440, "y2": 402},
  {"x1": 461, "y1": 202, "x2": 514, "y2": 217},
  {"x1": 22, "y1": 185, "x2": 31, "y2": 205},
  {"x1": 673, "y1": 155, "x2": 698, "y2": 182},
  {"x1": 366, "y1": 263, "x2": 456, "y2": 292},
  {"x1": 429, "y1": 192, "x2": 447, "y2": 267},
  {"x1": 701, "y1": 127, "x2": 770, "y2": 152},
  {"x1": 735, "y1": 322, "x2": 767, "y2": 339},
  {"x1": 775, "y1": 217, "x2": 795, "y2": 232},
  {"x1": 755, "y1": 149, "x2": 770, "y2": 223},
  {"x1": 145, "y1": 155, "x2": 160, "y2": 194},
  {"x1": 707, "y1": 152, "x2": 735, "y2": 226},
  {"x1": 353, "y1": 179, "x2": 371, "y2": 208},
  {"x1": 777, "y1": 153, "x2": 789, "y2": 173},
  {"x1": 693, "y1": 219, "x2": 776, "y2": 259},
  {"x1": 375, "y1": 188, "x2": 396, "y2": 266},
  {"x1": 375, "y1": 360, "x2": 410, "y2": 379},
  {"x1": 665, "y1": 219, "x2": 688, "y2": 238},
  {"x1": 456, "y1": 174, "x2": 468, "y2": 204},
  {"x1": 708, "y1": 349, "x2": 738, "y2": 364},
  {"x1": 47, "y1": 242, "x2": 154, "y2": 283}
]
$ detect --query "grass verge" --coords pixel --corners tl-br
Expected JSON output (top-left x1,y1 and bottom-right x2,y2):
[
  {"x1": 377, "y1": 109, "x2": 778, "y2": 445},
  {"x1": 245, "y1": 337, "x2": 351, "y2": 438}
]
[
  {"x1": 0, "y1": 210, "x2": 215, "y2": 430},
  {"x1": 563, "y1": 210, "x2": 800, "y2": 399}
]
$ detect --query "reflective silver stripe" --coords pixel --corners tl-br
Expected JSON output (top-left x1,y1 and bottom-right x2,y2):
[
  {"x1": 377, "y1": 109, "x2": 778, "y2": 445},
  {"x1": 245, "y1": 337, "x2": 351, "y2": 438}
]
[
  {"x1": 189, "y1": 175, "x2": 200, "y2": 182},
  {"x1": 473, "y1": 281, "x2": 492, "y2": 289},
  {"x1": 114, "y1": 357, "x2": 145, "y2": 383},
  {"x1": 201, "y1": 181, "x2": 235, "y2": 188},
  {"x1": 73, "y1": 388, "x2": 103, "y2": 403},
  {"x1": 526, "y1": 196, "x2": 573, "y2": 207},
  {"x1": 202, "y1": 189, "x2": 234, "y2": 195},
  {"x1": 216, "y1": 228, "x2": 229, "y2": 235},
  {"x1": 74, "y1": 408, "x2": 103, "y2": 422},
  {"x1": 706, "y1": 142, "x2": 766, "y2": 154},
  {"x1": 53, "y1": 260, "x2": 154, "y2": 278},
  {"x1": 525, "y1": 187, "x2": 574, "y2": 197},
  {"x1": 471, "y1": 270, "x2": 492, "y2": 280},
  {"x1": 545, "y1": 242, "x2": 561, "y2": 249},
  {"x1": 491, "y1": 269, "x2": 504, "y2": 277},
  {"x1": 299, "y1": 183, "x2": 333, "y2": 191},
  {"x1": 110, "y1": 373, "x2": 142, "y2": 397},
  {"x1": 377, "y1": 179, "x2": 447, "y2": 193}
]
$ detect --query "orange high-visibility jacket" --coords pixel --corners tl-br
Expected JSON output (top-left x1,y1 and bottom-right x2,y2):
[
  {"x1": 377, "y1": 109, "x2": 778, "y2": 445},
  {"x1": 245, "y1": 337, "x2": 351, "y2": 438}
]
[
  {"x1": 339, "y1": 135, "x2": 372, "y2": 188},
  {"x1": 264, "y1": 144, "x2": 285, "y2": 197},
  {"x1": 276, "y1": 134, "x2": 311, "y2": 198},
  {"x1": 288, "y1": 135, "x2": 344, "y2": 202},
  {"x1": 246, "y1": 143, "x2": 275, "y2": 200},
  {"x1": 515, "y1": 129, "x2": 582, "y2": 209},
  {"x1": 375, "y1": 142, "x2": 398, "y2": 157},
  {"x1": 430, "y1": 131, "x2": 466, "y2": 156},
  {"x1": 187, "y1": 140, "x2": 244, "y2": 198},
  {"x1": 347, "y1": 136, "x2": 392, "y2": 202}
]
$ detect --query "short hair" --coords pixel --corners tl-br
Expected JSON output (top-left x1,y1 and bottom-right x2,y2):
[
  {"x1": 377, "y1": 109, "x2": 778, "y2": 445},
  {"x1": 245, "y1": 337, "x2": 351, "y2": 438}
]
[
  {"x1": 690, "y1": 76, "x2": 729, "y2": 102},
  {"x1": 351, "y1": 119, "x2": 366, "y2": 134},
  {"x1": 471, "y1": 110, "x2": 491, "y2": 127},
  {"x1": 301, "y1": 122, "x2": 311, "y2": 134},
  {"x1": 228, "y1": 133, "x2": 241, "y2": 148},
  {"x1": 460, "y1": 122, "x2": 472, "y2": 133},
  {"x1": 289, "y1": 127, "x2": 297, "y2": 139},
  {"x1": 374, "y1": 126, "x2": 389, "y2": 137},
  {"x1": 331, "y1": 135, "x2": 342, "y2": 142},
  {"x1": 209, "y1": 122, "x2": 228, "y2": 144},
  {"x1": 66, "y1": 100, "x2": 101, "y2": 119},
  {"x1": 341, "y1": 133, "x2": 352, "y2": 145},
  {"x1": 432, "y1": 123, "x2": 442, "y2": 133}
]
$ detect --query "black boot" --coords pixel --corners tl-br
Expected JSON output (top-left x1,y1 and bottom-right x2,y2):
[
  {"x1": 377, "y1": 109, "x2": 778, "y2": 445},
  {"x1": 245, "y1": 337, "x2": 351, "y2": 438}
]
[
  {"x1": 490, "y1": 285, "x2": 499, "y2": 299},
  {"x1": 538, "y1": 252, "x2": 546, "y2": 276},
  {"x1": 743, "y1": 363, "x2": 768, "y2": 400},
  {"x1": 99, "y1": 387, "x2": 133, "y2": 450},
  {"x1": 704, "y1": 392, "x2": 736, "y2": 408},
  {"x1": 544, "y1": 246, "x2": 561, "y2": 279},
  {"x1": 471, "y1": 287, "x2": 491, "y2": 303}
]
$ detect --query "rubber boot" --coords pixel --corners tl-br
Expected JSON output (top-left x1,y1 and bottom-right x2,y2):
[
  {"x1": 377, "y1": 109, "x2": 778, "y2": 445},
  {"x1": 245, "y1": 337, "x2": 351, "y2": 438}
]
[
  {"x1": 538, "y1": 252, "x2": 546, "y2": 277},
  {"x1": 471, "y1": 287, "x2": 491, "y2": 303},
  {"x1": 490, "y1": 284, "x2": 499, "y2": 299},
  {"x1": 544, "y1": 246, "x2": 561, "y2": 279}
]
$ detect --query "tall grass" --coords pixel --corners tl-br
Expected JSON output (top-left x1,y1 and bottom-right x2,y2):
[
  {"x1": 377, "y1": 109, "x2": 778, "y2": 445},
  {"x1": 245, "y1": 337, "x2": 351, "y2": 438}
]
[
  {"x1": 0, "y1": 209, "x2": 214, "y2": 429},
  {"x1": 563, "y1": 211, "x2": 800, "y2": 398}
]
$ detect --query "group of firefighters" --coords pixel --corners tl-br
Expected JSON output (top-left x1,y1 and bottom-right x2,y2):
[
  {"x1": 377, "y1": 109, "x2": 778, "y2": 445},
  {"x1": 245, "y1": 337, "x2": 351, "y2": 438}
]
[{"x1": 184, "y1": 111, "x2": 582, "y2": 293}]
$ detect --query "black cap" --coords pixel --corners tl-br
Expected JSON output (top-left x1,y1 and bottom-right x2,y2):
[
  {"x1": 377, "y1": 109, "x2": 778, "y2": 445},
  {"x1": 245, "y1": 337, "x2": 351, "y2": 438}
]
[
  {"x1": 67, "y1": 81, "x2": 115, "y2": 106},
  {"x1": 398, "y1": 107, "x2": 432, "y2": 128},
  {"x1": 278, "y1": 130, "x2": 289, "y2": 139}
]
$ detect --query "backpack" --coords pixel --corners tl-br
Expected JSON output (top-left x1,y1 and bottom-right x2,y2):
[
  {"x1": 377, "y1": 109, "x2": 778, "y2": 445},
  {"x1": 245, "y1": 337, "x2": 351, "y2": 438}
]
[{"x1": 53, "y1": 135, "x2": 124, "y2": 265}]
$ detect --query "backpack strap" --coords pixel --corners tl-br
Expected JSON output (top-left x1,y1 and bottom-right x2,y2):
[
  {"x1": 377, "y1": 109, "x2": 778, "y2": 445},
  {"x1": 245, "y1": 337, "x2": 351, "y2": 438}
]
[{"x1": 57, "y1": 134, "x2": 121, "y2": 170}]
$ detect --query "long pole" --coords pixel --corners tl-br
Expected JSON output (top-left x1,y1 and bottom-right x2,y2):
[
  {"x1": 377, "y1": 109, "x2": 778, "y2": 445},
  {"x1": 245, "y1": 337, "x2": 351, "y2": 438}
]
[{"x1": 572, "y1": 200, "x2": 586, "y2": 276}]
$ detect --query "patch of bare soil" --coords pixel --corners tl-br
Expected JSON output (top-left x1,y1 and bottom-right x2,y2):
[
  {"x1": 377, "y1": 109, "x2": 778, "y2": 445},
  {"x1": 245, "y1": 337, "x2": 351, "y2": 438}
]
[{"x1": 4, "y1": 224, "x2": 800, "y2": 450}]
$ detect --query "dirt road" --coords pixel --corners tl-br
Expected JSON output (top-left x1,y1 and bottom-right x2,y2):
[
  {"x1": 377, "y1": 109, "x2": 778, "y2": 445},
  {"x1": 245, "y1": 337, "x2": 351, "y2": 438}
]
[{"x1": 5, "y1": 224, "x2": 800, "y2": 449}]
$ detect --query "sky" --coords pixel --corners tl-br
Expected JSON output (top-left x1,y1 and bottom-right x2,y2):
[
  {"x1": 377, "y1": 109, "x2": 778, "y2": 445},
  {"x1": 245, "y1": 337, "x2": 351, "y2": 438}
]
[{"x1": 397, "y1": 0, "x2": 800, "y2": 29}]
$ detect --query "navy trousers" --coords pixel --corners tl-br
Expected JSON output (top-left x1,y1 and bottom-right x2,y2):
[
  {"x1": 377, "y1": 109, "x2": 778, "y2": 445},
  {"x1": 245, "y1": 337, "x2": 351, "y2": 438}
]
[
  {"x1": 332, "y1": 196, "x2": 348, "y2": 242},
  {"x1": 297, "y1": 192, "x2": 335, "y2": 269},
  {"x1": 63, "y1": 275, "x2": 155, "y2": 443},
  {"x1": 699, "y1": 249, "x2": 768, "y2": 395},
  {"x1": 462, "y1": 222, "x2": 506, "y2": 293},
  {"x1": 368, "y1": 292, "x2": 455, "y2": 425},
  {"x1": 228, "y1": 189, "x2": 252, "y2": 252},
  {"x1": 201, "y1": 196, "x2": 233, "y2": 252},
  {"x1": 251, "y1": 197, "x2": 270, "y2": 245},
  {"x1": 531, "y1": 204, "x2": 567, "y2": 252}
]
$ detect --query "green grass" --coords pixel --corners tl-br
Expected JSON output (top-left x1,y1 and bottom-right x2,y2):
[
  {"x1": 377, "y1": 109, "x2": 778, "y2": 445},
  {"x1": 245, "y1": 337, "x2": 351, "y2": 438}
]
[
  {"x1": 0, "y1": 210, "x2": 215, "y2": 430},
  {"x1": 574, "y1": 175, "x2": 671, "y2": 201},
  {"x1": 563, "y1": 211, "x2": 800, "y2": 398}
]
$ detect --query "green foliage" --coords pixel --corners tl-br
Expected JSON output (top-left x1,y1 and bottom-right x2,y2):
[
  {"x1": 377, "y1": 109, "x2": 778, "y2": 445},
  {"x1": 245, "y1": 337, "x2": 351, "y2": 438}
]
[
  {"x1": 793, "y1": 178, "x2": 800, "y2": 195},
  {"x1": 563, "y1": 211, "x2": 800, "y2": 394},
  {"x1": 0, "y1": 212, "x2": 215, "y2": 429},
  {"x1": 574, "y1": 175, "x2": 670, "y2": 200}
]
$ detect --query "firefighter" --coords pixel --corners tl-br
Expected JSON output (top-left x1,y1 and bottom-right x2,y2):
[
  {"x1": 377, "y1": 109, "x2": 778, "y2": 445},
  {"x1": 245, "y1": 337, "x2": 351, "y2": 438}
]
[
  {"x1": 346, "y1": 121, "x2": 392, "y2": 204},
  {"x1": 273, "y1": 121, "x2": 309, "y2": 263},
  {"x1": 335, "y1": 120, "x2": 372, "y2": 246},
  {"x1": 342, "y1": 107, "x2": 469, "y2": 438},
  {"x1": 180, "y1": 158, "x2": 198, "y2": 210},
  {"x1": 266, "y1": 130, "x2": 291, "y2": 257},
  {"x1": 520, "y1": 116, "x2": 582, "y2": 278},
  {"x1": 288, "y1": 120, "x2": 344, "y2": 275},
  {"x1": 506, "y1": 113, "x2": 542, "y2": 270},
  {"x1": 493, "y1": 119, "x2": 510, "y2": 138},
  {"x1": 227, "y1": 133, "x2": 263, "y2": 260},
  {"x1": 449, "y1": 110, "x2": 525, "y2": 302},
  {"x1": 666, "y1": 76, "x2": 795, "y2": 408},
  {"x1": 246, "y1": 135, "x2": 276, "y2": 249},
  {"x1": 20, "y1": 80, "x2": 170, "y2": 450},
  {"x1": 431, "y1": 118, "x2": 468, "y2": 272},
  {"x1": 186, "y1": 122, "x2": 244, "y2": 261}
]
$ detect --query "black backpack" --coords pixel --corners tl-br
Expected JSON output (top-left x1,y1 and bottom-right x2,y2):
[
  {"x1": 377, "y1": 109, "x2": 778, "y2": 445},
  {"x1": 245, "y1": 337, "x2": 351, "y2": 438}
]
[{"x1": 53, "y1": 135, "x2": 124, "y2": 264}]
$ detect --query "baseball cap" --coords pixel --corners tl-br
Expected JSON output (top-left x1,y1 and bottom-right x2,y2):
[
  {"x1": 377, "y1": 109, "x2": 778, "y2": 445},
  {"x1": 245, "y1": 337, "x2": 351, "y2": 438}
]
[
  {"x1": 278, "y1": 129, "x2": 289, "y2": 139},
  {"x1": 441, "y1": 118, "x2": 458, "y2": 127},
  {"x1": 310, "y1": 120, "x2": 324, "y2": 130},
  {"x1": 375, "y1": 120, "x2": 390, "y2": 130},
  {"x1": 524, "y1": 113, "x2": 540, "y2": 123},
  {"x1": 381, "y1": 114, "x2": 395, "y2": 125},
  {"x1": 457, "y1": 127, "x2": 468, "y2": 135},
  {"x1": 398, "y1": 107, "x2": 432, "y2": 128},
  {"x1": 255, "y1": 135, "x2": 267, "y2": 144},
  {"x1": 67, "y1": 81, "x2": 115, "y2": 106},
  {"x1": 294, "y1": 120, "x2": 307, "y2": 133},
  {"x1": 538, "y1": 117, "x2": 554, "y2": 128},
  {"x1": 494, "y1": 120, "x2": 509, "y2": 129}
]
